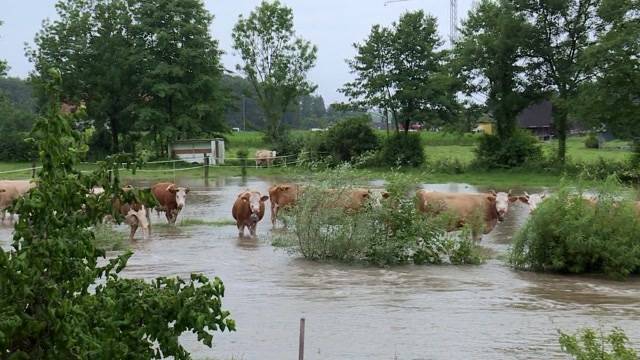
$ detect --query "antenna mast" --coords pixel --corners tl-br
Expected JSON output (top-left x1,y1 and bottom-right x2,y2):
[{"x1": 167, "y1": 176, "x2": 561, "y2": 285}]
[{"x1": 383, "y1": 0, "x2": 459, "y2": 45}]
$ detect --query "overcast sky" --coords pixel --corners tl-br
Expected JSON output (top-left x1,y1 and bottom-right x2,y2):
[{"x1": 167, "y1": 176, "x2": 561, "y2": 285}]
[{"x1": 1, "y1": 0, "x2": 477, "y2": 104}]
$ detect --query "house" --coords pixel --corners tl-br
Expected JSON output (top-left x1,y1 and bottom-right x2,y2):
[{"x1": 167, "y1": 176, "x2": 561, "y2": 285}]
[
  {"x1": 517, "y1": 101, "x2": 554, "y2": 140},
  {"x1": 472, "y1": 120, "x2": 494, "y2": 135}
]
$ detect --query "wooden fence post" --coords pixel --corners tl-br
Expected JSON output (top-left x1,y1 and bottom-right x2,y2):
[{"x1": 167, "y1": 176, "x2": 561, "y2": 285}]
[
  {"x1": 298, "y1": 318, "x2": 305, "y2": 360},
  {"x1": 204, "y1": 155, "x2": 210, "y2": 182},
  {"x1": 31, "y1": 160, "x2": 36, "y2": 178}
]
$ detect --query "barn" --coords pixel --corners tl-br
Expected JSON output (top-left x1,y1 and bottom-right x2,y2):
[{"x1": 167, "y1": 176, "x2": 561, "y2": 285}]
[{"x1": 517, "y1": 101, "x2": 554, "y2": 140}]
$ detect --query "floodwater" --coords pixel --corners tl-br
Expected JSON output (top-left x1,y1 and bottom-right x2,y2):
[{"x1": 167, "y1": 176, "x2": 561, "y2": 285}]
[{"x1": 1, "y1": 177, "x2": 639, "y2": 360}]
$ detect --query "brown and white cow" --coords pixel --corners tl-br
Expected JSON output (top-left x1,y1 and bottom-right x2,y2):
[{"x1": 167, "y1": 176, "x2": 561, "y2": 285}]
[
  {"x1": 518, "y1": 192, "x2": 548, "y2": 212},
  {"x1": 416, "y1": 190, "x2": 514, "y2": 237},
  {"x1": 151, "y1": 182, "x2": 189, "y2": 224},
  {"x1": 255, "y1": 150, "x2": 277, "y2": 167},
  {"x1": 0, "y1": 180, "x2": 37, "y2": 222},
  {"x1": 232, "y1": 190, "x2": 269, "y2": 237},
  {"x1": 91, "y1": 186, "x2": 150, "y2": 240},
  {"x1": 268, "y1": 183, "x2": 302, "y2": 226},
  {"x1": 325, "y1": 188, "x2": 390, "y2": 212}
]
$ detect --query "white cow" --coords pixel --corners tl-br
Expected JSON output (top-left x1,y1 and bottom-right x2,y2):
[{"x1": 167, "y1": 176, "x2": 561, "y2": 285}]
[
  {"x1": 255, "y1": 150, "x2": 277, "y2": 167},
  {"x1": 0, "y1": 180, "x2": 37, "y2": 221}
]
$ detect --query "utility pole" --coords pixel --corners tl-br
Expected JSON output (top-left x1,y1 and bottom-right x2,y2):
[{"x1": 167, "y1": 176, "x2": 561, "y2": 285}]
[
  {"x1": 242, "y1": 95, "x2": 246, "y2": 131},
  {"x1": 383, "y1": 0, "x2": 459, "y2": 45}
]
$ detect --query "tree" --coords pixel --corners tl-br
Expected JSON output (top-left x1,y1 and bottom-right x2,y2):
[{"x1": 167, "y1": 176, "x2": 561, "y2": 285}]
[
  {"x1": 517, "y1": 0, "x2": 603, "y2": 163},
  {"x1": 391, "y1": 11, "x2": 458, "y2": 133},
  {"x1": 454, "y1": 0, "x2": 534, "y2": 140},
  {"x1": 0, "y1": 69, "x2": 235, "y2": 358},
  {"x1": 29, "y1": 0, "x2": 141, "y2": 154},
  {"x1": 342, "y1": 11, "x2": 458, "y2": 135},
  {"x1": 132, "y1": 0, "x2": 227, "y2": 156},
  {"x1": 341, "y1": 24, "x2": 398, "y2": 132},
  {"x1": 575, "y1": 0, "x2": 640, "y2": 161},
  {"x1": 232, "y1": 0, "x2": 318, "y2": 142}
]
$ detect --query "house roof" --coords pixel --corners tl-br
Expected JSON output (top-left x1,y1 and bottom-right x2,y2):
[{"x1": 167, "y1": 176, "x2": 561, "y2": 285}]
[{"x1": 518, "y1": 100, "x2": 553, "y2": 128}]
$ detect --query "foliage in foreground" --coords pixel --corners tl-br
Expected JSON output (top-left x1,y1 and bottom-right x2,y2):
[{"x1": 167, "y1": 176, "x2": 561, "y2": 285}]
[
  {"x1": 275, "y1": 170, "x2": 484, "y2": 266},
  {"x1": 510, "y1": 179, "x2": 640, "y2": 279},
  {"x1": 559, "y1": 328, "x2": 637, "y2": 360},
  {"x1": 0, "y1": 71, "x2": 234, "y2": 359}
]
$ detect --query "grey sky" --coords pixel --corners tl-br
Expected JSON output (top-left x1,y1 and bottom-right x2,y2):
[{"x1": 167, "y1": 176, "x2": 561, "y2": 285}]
[{"x1": 1, "y1": 0, "x2": 476, "y2": 104}]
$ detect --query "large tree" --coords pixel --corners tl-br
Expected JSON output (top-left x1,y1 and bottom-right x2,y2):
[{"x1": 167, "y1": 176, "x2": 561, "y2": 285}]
[
  {"x1": 391, "y1": 11, "x2": 458, "y2": 133},
  {"x1": 517, "y1": 0, "x2": 603, "y2": 163},
  {"x1": 341, "y1": 24, "x2": 398, "y2": 132},
  {"x1": 342, "y1": 11, "x2": 458, "y2": 134},
  {"x1": 131, "y1": 0, "x2": 227, "y2": 156},
  {"x1": 575, "y1": 0, "x2": 640, "y2": 160},
  {"x1": 29, "y1": 0, "x2": 141, "y2": 153},
  {"x1": 454, "y1": 0, "x2": 534, "y2": 140},
  {"x1": 29, "y1": 0, "x2": 226, "y2": 156},
  {"x1": 232, "y1": 0, "x2": 318, "y2": 142}
]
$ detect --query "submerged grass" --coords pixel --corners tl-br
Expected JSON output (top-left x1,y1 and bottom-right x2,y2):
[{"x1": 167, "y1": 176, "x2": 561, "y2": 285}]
[{"x1": 93, "y1": 224, "x2": 128, "y2": 251}]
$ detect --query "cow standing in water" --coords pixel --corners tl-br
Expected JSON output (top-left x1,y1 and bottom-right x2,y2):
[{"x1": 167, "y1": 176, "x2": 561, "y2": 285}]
[
  {"x1": 232, "y1": 191, "x2": 269, "y2": 237},
  {"x1": 0, "y1": 180, "x2": 36, "y2": 222},
  {"x1": 91, "y1": 186, "x2": 150, "y2": 240},
  {"x1": 268, "y1": 183, "x2": 301, "y2": 226},
  {"x1": 416, "y1": 190, "x2": 517, "y2": 238},
  {"x1": 151, "y1": 182, "x2": 189, "y2": 224}
]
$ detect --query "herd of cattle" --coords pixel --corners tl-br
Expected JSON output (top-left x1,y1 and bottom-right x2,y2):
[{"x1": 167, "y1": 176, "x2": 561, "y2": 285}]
[
  {"x1": 0, "y1": 180, "x2": 189, "y2": 240},
  {"x1": 2, "y1": 178, "x2": 639, "y2": 241}
]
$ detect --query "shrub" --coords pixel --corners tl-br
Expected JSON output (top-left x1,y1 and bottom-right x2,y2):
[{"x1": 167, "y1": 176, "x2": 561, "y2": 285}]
[
  {"x1": 474, "y1": 130, "x2": 543, "y2": 168},
  {"x1": 275, "y1": 171, "x2": 484, "y2": 266},
  {"x1": 510, "y1": 179, "x2": 640, "y2": 279},
  {"x1": 559, "y1": 328, "x2": 637, "y2": 360},
  {"x1": 379, "y1": 133, "x2": 425, "y2": 167},
  {"x1": 271, "y1": 132, "x2": 304, "y2": 157},
  {"x1": 585, "y1": 132, "x2": 600, "y2": 149},
  {"x1": 0, "y1": 132, "x2": 36, "y2": 162},
  {"x1": 322, "y1": 116, "x2": 379, "y2": 163}
]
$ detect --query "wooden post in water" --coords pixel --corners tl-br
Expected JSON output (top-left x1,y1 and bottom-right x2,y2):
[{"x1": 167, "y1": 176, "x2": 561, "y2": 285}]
[
  {"x1": 204, "y1": 155, "x2": 210, "y2": 182},
  {"x1": 298, "y1": 317, "x2": 305, "y2": 360}
]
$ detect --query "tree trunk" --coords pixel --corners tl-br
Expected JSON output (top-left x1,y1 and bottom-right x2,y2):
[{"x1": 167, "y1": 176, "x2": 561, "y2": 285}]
[
  {"x1": 384, "y1": 108, "x2": 389, "y2": 136},
  {"x1": 391, "y1": 108, "x2": 399, "y2": 134},
  {"x1": 553, "y1": 101, "x2": 568, "y2": 164},
  {"x1": 110, "y1": 116, "x2": 119, "y2": 154}
]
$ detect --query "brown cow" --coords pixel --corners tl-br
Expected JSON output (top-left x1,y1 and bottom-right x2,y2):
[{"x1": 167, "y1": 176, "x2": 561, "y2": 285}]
[
  {"x1": 416, "y1": 190, "x2": 507, "y2": 237},
  {"x1": 232, "y1": 190, "x2": 269, "y2": 237},
  {"x1": 268, "y1": 183, "x2": 302, "y2": 226},
  {"x1": 151, "y1": 182, "x2": 190, "y2": 224},
  {"x1": 0, "y1": 180, "x2": 36, "y2": 222}
]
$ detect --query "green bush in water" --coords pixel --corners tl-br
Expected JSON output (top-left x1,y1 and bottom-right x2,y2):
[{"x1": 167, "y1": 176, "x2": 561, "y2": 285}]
[
  {"x1": 559, "y1": 328, "x2": 637, "y2": 360},
  {"x1": 275, "y1": 171, "x2": 485, "y2": 266},
  {"x1": 510, "y1": 178, "x2": 640, "y2": 279},
  {"x1": 379, "y1": 133, "x2": 425, "y2": 168}
]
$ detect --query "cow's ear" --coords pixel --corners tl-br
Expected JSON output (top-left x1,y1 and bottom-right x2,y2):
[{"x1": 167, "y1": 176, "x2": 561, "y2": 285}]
[
  {"x1": 169, "y1": 187, "x2": 177, "y2": 194},
  {"x1": 487, "y1": 195, "x2": 496, "y2": 202},
  {"x1": 519, "y1": 196, "x2": 529, "y2": 204},
  {"x1": 185, "y1": 188, "x2": 191, "y2": 194},
  {"x1": 260, "y1": 195, "x2": 269, "y2": 202},
  {"x1": 279, "y1": 185, "x2": 290, "y2": 191},
  {"x1": 541, "y1": 194, "x2": 547, "y2": 199},
  {"x1": 489, "y1": 190, "x2": 497, "y2": 196},
  {"x1": 382, "y1": 192, "x2": 390, "y2": 199},
  {"x1": 509, "y1": 196, "x2": 518, "y2": 203},
  {"x1": 508, "y1": 189, "x2": 513, "y2": 196}
]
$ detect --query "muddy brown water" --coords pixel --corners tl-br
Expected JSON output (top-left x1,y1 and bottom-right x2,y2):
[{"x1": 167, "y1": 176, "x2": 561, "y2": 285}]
[{"x1": 1, "y1": 177, "x2": 639, "y2": 360}]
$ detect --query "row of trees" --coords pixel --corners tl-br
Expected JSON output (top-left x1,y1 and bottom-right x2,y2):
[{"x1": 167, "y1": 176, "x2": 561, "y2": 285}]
[{"x1": 343, "y1": 0, "x2": 640, "y2": 163}]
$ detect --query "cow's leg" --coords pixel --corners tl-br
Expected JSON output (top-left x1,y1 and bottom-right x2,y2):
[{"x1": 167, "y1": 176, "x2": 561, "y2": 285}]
[
  {"x1": 129, "y1": 223, "x2": 138, "y2": 241},
  {"x1": 165, "y1": 210, "x2": 172, "y2": 224},
  {"x1": 271, "y1": 203, "x2": 278, "y2": 227},
  {"x1": 237, "y1": 222, "x2": 244, "y2": 237},
  {"x1": 170, "y1": 209, "x2": 179, "y2": 224},
  {"x1": 250, "y1": 222, "x2": 257, "y2": 237},
  {"x1": 146, "y1": 210, "x2": 152, "y2": 235},
  {"x1": 0, "y1": 210, "x2": 5, "y2": 222}
]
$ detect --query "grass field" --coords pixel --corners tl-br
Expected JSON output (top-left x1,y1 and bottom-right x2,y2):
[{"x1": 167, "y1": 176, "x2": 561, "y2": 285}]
[{"x1": 0, "y1": 131, "x2": 633, "y2": 188}]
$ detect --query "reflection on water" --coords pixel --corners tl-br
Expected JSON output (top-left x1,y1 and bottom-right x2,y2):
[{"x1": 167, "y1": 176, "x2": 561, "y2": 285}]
[{"x1": 0, "y1": 177, "x2": 637, "y2": 360}]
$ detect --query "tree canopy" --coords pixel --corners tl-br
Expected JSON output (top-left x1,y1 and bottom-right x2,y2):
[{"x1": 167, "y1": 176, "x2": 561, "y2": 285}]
[{"x1": 232, "y1": 0, "x2": 318, "y2": 141}]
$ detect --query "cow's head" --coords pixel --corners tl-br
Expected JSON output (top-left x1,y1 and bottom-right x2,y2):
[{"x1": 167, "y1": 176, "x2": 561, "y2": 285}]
[
  {"x1": 168, "y1": 185, "x2": 190, "y2": 210},
  {"x1": 271, "y1": 151, "x2": 277, "y2": 158},
  {"x1": 240, "y1": 191, "x2": 269, "y2": 222},
  {"x1": 519, "y1": 192, "x2": 547, "y2": 212},
  {"x1": 368, "y1": 189, "x2": 391, "y2": 207},
  {"x1": 490, "y1": 190, "x2": 515, "y2": 221}
]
